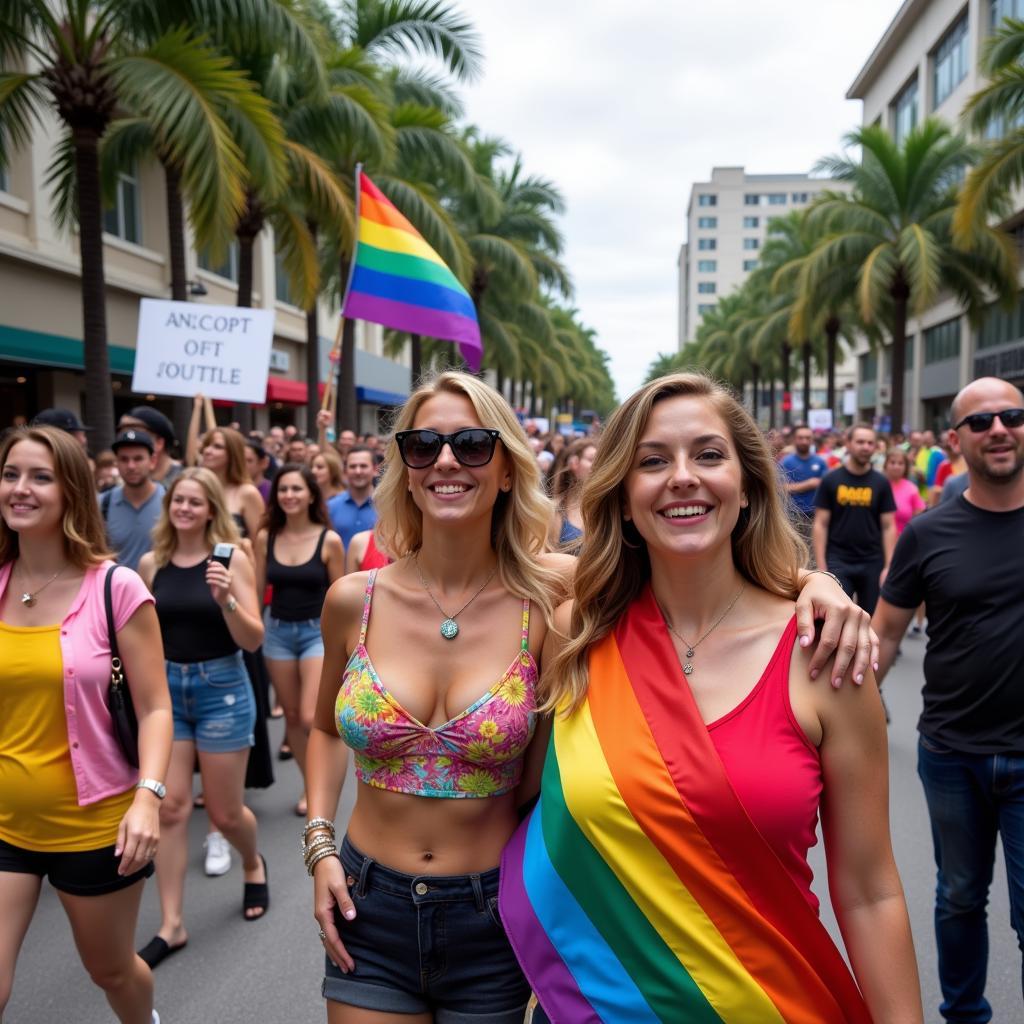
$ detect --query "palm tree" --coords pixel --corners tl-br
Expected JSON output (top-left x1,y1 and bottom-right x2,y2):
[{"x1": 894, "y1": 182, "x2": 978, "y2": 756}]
[
  {"x1": 0, "y1": 0, "x2": 298, "y2": 448},
  {"x1": 805, "y1": 119, "x2": 1017, "y2": 430}
]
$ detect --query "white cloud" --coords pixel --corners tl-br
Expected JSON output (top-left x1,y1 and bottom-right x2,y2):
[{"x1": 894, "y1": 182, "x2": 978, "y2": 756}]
[{"x1": 458, "y1": 0, "x2": 900, "y2": 399}]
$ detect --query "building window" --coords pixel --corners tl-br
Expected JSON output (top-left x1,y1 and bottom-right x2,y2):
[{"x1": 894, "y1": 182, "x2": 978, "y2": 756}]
[
  {"x1": 859, "y1": 350, "x2": 878, "y2": 382},
  {"x1": 698, "y1": 303, "x2": 716, "y2": 315},
  {"x1": 979, "y1": 290, "x2": 1024, "y2": 349},
  {"x1": 697, "y1": 194, "x2": 717, "y2": 207},
  {"x1": 103, "y1": 165, "x2": 141, "y2": 244},
  {"x1": 891, "y1": 75, "x2": 919, "y2": 145},
  {"x1": 697, "y1": 216, "x2": 717, "y2": 228},
  {"x1": 933, "y1": 14, "x2": 968, "y2": 109},
  {"x1": 767, "y1": 193, "x2": 786, "y2": 205},
  {"x1": 697, "y1": 238, "x2": 716, "y2": 251},
  {"x1": 743, "y1": 216, "x2": 759, "y2": 228},
  {"x1": 992, "y1": 0, "x2": 1024, "y2": 30},
  {"x1": 791, "y1": 192, "x2": 810, "y2": 203},
  {"x1": 275, "y1": 249, "x2": 295, "y2": 305},
  {"x1": 0, "y1": 165, "x2": 7, "y2": 193},
  {"x1": 697, "y1": 282, "x2": 716, "y2": 294},
  {"x1": 697, "y1": 260, "x2": 717, "y2": 272},
  {"x1": 924, "y1": 317, "x2": 961, "y2": 364},
  {"x1": 743, "y1": 237, "x2": 760, "y2": 250},
  {"x1": 198, "y1": 240, "x2": 240, "y2": 283},
  {"x1": 744, "y1": 193, "x2": 760, "y2": 206},
  {"x1": 743, "y1": 259, "x2": 759, "y2": 271}
]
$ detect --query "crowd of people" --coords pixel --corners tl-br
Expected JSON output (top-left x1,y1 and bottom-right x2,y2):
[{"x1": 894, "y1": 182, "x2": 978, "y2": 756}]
[{"x1": 0, "y1": 370, "x2": 1021, "y2": 1023}]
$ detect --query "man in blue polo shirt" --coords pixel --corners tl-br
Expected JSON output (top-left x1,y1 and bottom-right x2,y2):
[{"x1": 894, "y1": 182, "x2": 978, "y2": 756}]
[
  {"x1": 101, "y1": 429, "x2": 165, "y2": 570},
  {"x1": 327, "y1": 445, "x2": 377, "y2": 549},
  {"x1": 781, "y1": 423, "x2": 827, "y2": 554}
]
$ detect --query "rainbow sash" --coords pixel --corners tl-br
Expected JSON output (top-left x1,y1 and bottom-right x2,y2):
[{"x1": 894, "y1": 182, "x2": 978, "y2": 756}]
[{"x1": 500, "y1": 586, "x2": 871, "y2": 1023}]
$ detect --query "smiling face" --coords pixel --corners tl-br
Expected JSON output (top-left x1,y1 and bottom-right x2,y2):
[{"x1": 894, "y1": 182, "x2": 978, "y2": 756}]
[
  {"x1": 275, "y1": 470, "x2": 312, "y2": 516},
  {"x1": 200, "y1": 431, "x2": 228, "y2": 473},
  {"x1": 168, "y1": 478, "x2": 211, "y2": 534},
  {"x1": 623, "y1": 396, "x2": 745, "y2": 561},
  {"x1": 1, "y1": 439, "x2": 64, "y2": 537},
  {"x1": 311, "y1": 456, "x2": 329, "y2": 488},
  {"x1": 406, "y1": 392, "x2": 510, "y2": 527},
  {"x1": 950, "y1": 378, "x2": 1024, "y2": 484},
  {"x1": 345, "y1": 451, "x2": 375, "y2": 492}
]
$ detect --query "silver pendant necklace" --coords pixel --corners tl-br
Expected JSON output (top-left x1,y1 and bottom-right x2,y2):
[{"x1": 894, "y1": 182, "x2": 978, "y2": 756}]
[
  {"x1": 414, "y1": 555, "x2": 498, "y2": 640},
  {"x1": 17, "y1": 564, "x2": 68, "y2": 607},
  {"x1": 661, "y1": 585, "x2": 745, "y2": 676}
]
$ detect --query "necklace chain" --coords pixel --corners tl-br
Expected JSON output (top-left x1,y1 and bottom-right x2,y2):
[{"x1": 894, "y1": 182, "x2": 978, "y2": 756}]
[
  {"x1": 413, "y1": 555, "x2": 498, "y2": 640},
  {"x1": 17, "y1": 564, "x2": 69, "y2": 608},
  {"x1": 661, "y1": 585, "x2": 745, "y2": 677}
]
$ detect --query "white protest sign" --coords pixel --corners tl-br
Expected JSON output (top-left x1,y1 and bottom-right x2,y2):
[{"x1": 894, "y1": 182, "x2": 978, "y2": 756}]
[
  {"x1": 808, "y1": 408, "x2": 833, "y2": 431},
  {"x1": 132, "y1": 299, "x2": 275, "y2": 404}
]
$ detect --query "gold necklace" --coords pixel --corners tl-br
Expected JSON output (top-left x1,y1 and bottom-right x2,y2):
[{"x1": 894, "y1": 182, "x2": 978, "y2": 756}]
[
  {"x1": 17, "y1": 564, "x2": 69, "y2": 607},
  {"x1": 661, "y1": 585, "x2": 745, "y2": 676}
]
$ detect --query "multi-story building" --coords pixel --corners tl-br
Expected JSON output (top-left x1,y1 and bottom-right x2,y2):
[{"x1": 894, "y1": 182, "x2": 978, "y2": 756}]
[
  {"x1": 678, "y1": 167, "x2": 854, "y2": 421},
  {"x1": 847, "y1": 0, "x2": 1024, "y2": 430},
  {"x1": 0, "y1": 96, "x2": 410, "y2": 435}
]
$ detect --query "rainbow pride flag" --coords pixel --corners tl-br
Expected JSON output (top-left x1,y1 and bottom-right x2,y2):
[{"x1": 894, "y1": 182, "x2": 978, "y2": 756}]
[
  {"x1": 342, "y1": 166, "x2": 482, "y2": 371},
  {"x1": 500, "y1": 586, "x2": 872, "y2": 1024}
]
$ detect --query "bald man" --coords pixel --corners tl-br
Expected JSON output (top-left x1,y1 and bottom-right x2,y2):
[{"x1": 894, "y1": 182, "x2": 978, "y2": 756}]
[{"x1": 872, "y1": 376, "x2": 1024, "y2": 1023}]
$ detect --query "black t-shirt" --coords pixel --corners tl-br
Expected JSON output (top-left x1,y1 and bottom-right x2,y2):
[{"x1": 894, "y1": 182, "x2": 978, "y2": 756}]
[
  {"x1": 815, "y1": 465, "x2": 896, "y2": 563},
  {"x1": 881, "y1": 494, "x2": 1024, "y2": 754}
]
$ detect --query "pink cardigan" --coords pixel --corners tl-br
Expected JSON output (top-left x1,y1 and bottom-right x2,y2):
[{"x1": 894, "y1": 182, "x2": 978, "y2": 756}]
[{"x1": 0, "y1": 560, "x2": 154, "y2": 805}]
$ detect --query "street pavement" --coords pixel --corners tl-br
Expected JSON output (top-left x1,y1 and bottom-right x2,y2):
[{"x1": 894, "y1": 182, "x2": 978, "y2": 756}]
[{"x1": 6, "y1": 635, "x2": 1021, "y2": 1022}]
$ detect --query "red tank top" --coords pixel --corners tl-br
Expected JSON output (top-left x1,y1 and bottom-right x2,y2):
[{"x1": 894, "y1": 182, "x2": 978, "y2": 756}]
[
  {"x1": 358, "y1": 532, "x2": 391, "y2": 571},
  {"x1": 707, "y1": 616, "x2": 823, "y2": 912}
]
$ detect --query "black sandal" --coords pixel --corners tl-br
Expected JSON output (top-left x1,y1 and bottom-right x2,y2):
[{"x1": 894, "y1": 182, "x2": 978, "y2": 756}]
[
  {"x1": 138, "y1": 936, "x2": 187, "y2": 968},
  {"x1": 243, "y1": 854, "x2": 269, "y2": 921}
]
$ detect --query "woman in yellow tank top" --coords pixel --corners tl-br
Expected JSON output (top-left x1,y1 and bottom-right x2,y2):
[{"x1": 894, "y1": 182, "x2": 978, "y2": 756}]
[{"x1": 0, "y1": 426, "x2": 172, "y2": 1024}]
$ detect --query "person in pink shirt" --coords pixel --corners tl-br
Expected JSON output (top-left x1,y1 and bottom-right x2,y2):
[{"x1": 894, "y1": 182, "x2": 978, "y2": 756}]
[{"x1": 885, "y1": 448, "x2": 926, "y2": 534}]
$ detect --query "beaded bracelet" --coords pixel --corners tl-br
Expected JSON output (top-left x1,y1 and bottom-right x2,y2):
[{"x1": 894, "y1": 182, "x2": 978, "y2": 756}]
[
  {"x1": 303, "y1": 835, "x2": 336, "y2": 862},
  {"x1": 306, "y1": 847, "x2": 340, "y2": 876},
  {"x1": 303, "y1": 817, "x2": 336, "y2": 840}
]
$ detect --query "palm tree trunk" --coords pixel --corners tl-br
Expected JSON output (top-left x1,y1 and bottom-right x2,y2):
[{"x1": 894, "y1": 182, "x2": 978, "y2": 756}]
[
  {"x1": 751, "y1": 364, "x2": 760, "y2": 421},
  {"x1": 495, "y1": 365, "x2": 505, "y2": 399},
  {"x1": 780, "y1": 343, "x2": 792, "y2": 427},
  {"x1": 234, "y1": 193, "x2": 263, "y2": 434},
  {"x1": 889, "y1": 278, "x2": 910, "y2": 432},
  {"x1": 164, "y1": 162, "x2": 192, "y2": 447},
  {"x1": 305, "y1": 221, "x2": 320, "y2": 434},
  {"x1": 825, "y1": 316, "x2": 840, "y2": 416},
  {"x1": 410, "y1": 333, "x2": 422, "y2": 387},
  {"x1": 802, "y1": 341, "x2": 812, "y2": 419},
  {"x1": 769, "y1": 379, "x2": 777, "y2": 429},
  {"x1": 72, "y1": 124, "x2": 115, "y2": 452}
]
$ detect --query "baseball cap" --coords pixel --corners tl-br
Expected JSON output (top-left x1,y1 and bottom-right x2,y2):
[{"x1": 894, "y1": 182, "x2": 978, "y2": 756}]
[
  {"x1": 123, "y1": 405, "x2": 176, "y2": 444},
  {"x1": 111, "y1": 428, "x2": 155, "y2": 454},
  {"x1": 32, "y1": 408, "x2": 91, "y2": 433}
]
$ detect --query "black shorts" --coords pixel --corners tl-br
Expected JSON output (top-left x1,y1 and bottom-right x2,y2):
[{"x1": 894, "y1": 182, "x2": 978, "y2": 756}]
[
  {"x1": 323, "y1": 835, "x2": 530, "y2": 1023},
  {"x1": 0, "y1": 836, "x2": 154, "y2": 896}
]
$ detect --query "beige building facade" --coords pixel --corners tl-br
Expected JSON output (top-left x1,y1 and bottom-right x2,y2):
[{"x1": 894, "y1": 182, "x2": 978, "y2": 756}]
[
  {"x1": 0, "y1": 93, "x2": 410, "y2": 438},
  {"x1": 848, "y1": 0, "x2": 1024, "y2": 430},
  {"x1": 678, "y1": 167, "x2": 855, "y2": 422}
]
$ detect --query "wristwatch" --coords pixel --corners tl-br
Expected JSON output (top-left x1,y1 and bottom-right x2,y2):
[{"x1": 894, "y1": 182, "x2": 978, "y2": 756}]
[
  {"x1": 224, "y1": 596, "x2": 238, "y2": 613},
  {"x1": 136, "y1": 778, "x2": 167, "y2": 799}
]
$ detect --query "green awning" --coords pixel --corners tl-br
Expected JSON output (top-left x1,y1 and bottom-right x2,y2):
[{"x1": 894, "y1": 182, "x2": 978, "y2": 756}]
[{"x1": 0, "y1": 324, "x2": 135, "y2": 374}]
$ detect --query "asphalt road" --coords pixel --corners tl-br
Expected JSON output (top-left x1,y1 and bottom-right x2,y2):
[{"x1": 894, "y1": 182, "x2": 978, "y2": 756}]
[{"x1": 6, "y1": 636, "x2": 1021, "y2": 1023}]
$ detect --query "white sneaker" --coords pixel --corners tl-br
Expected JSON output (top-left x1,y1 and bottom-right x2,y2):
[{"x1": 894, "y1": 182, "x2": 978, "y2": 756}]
[
  {"x1": 152, "y1": 1011, "x2": 161, "y2": 1024},
  {"x1": 203, "y1": 831, "x2": 231, "y2": 876}
]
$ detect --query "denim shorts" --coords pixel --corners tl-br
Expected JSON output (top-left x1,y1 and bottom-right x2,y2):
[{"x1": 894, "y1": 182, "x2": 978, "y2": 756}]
[
  {"x1": 263, "y1": 616, "x2": 324, "y2": 660},
  {"x1": 322, "y1": 836, "x2": 530, "y2": 1023},
  {"x1": 0, "y1": 836, "x2": 154, "y2": 896},
  {"x1": 167, "y1": 651, "x2": 255, "y2": 753}
]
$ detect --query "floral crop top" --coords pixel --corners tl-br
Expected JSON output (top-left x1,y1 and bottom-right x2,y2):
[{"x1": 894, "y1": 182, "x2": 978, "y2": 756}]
[{"x1": 335, "y1": 570, "x2": 538, "y2": 798}]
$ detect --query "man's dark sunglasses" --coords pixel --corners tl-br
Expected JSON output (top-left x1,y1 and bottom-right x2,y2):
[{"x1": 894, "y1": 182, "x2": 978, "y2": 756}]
[
  {"x1": 953, "y1": 408, "x2": 1024, "y2": 433},
  {"x1": 394, "y1": 428, "x2": 501, "y2": 469}
]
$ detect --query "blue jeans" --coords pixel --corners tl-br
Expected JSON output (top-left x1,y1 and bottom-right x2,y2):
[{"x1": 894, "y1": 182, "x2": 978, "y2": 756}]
[
  {"x1": 166, "y1": 652, "x2": 255, "y2": 753},
  {"x1": 917, "y1": 735, "x2": 1024, "y2": 1022}
]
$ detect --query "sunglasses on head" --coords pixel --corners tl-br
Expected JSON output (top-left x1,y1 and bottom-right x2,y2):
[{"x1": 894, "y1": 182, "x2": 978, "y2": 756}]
[
  {"x1": 394, "y1": 428, "x2": 501, "y2": 469},
  {"x1": 953, "y1": 408, "x2": 1024, "y2": 433}
]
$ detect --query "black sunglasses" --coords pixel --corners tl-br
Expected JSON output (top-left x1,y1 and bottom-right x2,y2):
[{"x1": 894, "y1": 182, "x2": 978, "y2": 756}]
[
  {"x1": 953, "y1": 408, "x2": 1024, "y2": 433},
  {"x1": 394, "y1": 428, "x2": 501, "y2": 469}
]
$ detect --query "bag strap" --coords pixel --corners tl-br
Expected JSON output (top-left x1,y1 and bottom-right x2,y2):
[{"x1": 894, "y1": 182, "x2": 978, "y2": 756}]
[
  {"x1": 105, "y1": 564, "x2": 121, "y2": 662},
  {"x1": 101, "y1": 489, "x2": 113, "y2": 522}
]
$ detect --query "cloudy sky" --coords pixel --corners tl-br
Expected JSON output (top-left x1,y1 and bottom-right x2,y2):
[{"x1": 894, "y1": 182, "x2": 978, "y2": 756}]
[{"x1": 456, "y1": 0, "x2": 902, "y2": 399}]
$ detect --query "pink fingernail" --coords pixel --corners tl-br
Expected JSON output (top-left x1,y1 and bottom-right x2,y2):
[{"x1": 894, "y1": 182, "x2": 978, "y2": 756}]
[
  {"x1": 344, "y1": 908, "x2": 356, "y2": 920},
  {"x1": 873, "y1": 662, "x2": 879, "y2": 672},
  {"x1": 810, "y1": 669, "x2": 818, "y2": 680},
  {"x1": 799, "y1": 635, "x2": 811, "y2": 647},
  {"x1": 832, "y1": 677, "x2": 842, "y2": 689},
  {"x1": 855, "y1": 673, "x2": 864, "y2": 684}
]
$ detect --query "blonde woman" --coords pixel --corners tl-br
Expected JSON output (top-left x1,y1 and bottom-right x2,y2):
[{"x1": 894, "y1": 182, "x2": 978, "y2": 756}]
[
  {"x1": 137, "y1": 469, "x2": 268, "y2": 970},
  {"x1": 303, "y1": 372, "x2": 877, "y2": 1023},
  {"x1": 501, "y1": 373, "x2": 920, "y2": 1024},
  {"x1": 0, "y1": 427, "x2": 171, "y2": 1024},
  {"x1": 311, "y1": 449, "x2": 346, "y2": 503},
  {"x1": 547, "y1": 437, "x2": 597, "y2": 549}
]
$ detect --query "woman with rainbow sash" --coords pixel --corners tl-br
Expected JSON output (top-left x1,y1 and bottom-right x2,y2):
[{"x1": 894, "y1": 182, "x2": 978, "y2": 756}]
[{"x1": 501, "y1": 372, "x2": 922, "y2": 1023}]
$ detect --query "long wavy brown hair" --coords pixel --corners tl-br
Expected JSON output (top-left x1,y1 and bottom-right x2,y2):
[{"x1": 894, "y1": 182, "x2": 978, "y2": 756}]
[
  {"x1": 199, "y1": 427, "x2": 249, "y2": 486},
  {"x1": 150, "y1": 467, "x2": 242, "y2": 568},
  {"x1": 544, "y1": 372, "x2": 804, "y2": 713},
  {"x1": 0, "y1": 426, "x2": 112, "y2": 568}
]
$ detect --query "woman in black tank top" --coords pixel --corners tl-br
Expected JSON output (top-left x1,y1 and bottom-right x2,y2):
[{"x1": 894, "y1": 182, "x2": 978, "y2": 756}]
[
  {"x1": 255, "y1": 464, "x2": 344, "y2": 817},
  {"x1": 137, "y1": 467, "x2": 270, "y2": 964}
]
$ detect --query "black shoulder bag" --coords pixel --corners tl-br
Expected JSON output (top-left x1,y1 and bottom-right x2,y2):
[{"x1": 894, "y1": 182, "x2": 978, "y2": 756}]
[{"x1": 105, "y1": 565, "x2": 140, "y2": 768}]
